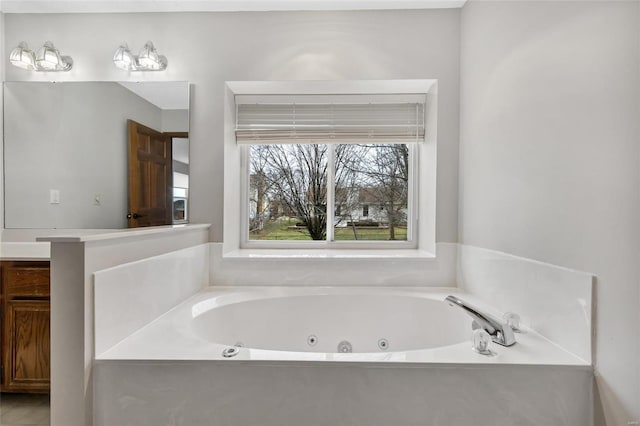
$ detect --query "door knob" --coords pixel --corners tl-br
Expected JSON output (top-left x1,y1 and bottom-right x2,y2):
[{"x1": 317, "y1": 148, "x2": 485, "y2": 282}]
[{"x1": 127, "y1": 213, "x2": 145, "y2": 219}]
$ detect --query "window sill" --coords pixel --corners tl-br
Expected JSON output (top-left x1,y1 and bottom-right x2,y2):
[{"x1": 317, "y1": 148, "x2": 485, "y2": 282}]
[{"x1": 222, "y1": 248, "x2": 436, "y2": 260}]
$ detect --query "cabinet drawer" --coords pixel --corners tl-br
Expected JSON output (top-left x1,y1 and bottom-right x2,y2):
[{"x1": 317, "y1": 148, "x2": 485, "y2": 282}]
[{"x1": 4, "y1": 266, "x2": 50, "y2": 298}]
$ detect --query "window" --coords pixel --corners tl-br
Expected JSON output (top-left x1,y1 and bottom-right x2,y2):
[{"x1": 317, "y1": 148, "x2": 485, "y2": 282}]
[
  {"x1": 224, "y1": 80, "x2": 438, "y2": 255},
  {"x1": 247, "y1": 143, "x2": 413, "y2": 243},
  {"x1": 237, "y1": 94, "x2": 423, "y2": 247}
]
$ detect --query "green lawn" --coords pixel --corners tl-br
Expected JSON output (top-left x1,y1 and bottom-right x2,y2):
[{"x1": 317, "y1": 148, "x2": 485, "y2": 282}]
[
  {"x1": 334, "y1": 227, "x2": 407, "y2": 241},
  {"x1": 250, "y1": 219, "x2": 312, "y2": 240},
  {"x1": 250, "y1": 219, "x2": 407, "y2": 241}
]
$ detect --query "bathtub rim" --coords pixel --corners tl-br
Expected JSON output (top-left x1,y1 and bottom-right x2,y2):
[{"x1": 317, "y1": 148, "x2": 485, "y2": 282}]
[{"x1": 96, "y1": 286, "x2": 591, "y2": 367}]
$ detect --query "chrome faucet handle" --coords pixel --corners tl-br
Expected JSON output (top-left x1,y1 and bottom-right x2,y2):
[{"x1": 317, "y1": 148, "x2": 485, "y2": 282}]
[
  {"x1": 471, "y1": 319, "x2": 516, "y2": 346},
  {"x1": 472, "y1": 328, "x2": 492, "y2": 355},
  {"x1": 503, "y1": 312, "x2": 521, "y2": 332},
  {"x1": 446, "y1": 295, "x2": 517, "y2": 347}
]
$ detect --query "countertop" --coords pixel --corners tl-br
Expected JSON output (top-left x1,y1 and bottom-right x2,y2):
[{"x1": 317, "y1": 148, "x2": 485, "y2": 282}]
[{"x1": 0, "y1": 242, "x2": 51, "y2": 260}]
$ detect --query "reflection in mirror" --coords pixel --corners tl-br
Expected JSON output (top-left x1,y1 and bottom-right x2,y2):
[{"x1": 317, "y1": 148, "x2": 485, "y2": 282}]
[
  {"x1": 3, "y1": 81, "x2": 189, "y2": 229},
  {"x1": 172, "y1": 137, "x2": 189, "y2": 223}
]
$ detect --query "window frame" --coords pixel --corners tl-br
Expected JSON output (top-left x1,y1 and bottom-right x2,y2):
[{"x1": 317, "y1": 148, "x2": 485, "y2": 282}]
[
  {"x1": 240, "y1": 143, "x2": 419, "y2": 250},
  {"x1": 223, "y1": 80, "x2": 438, "y2": 257}
]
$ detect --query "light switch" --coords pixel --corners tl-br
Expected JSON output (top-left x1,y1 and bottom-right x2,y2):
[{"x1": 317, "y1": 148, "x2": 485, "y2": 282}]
[{"x1": 50, "y1": 189, "x2": 60, "y2": 204}]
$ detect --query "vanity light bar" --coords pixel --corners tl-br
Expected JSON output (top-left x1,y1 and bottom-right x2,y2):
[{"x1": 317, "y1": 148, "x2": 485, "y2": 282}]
[
  {"x1": 10, "y1": 41, "x2": 73, "y2": 72},
  {"x1": 113, "y1": 41, "x2": 167, "y2": 71}
]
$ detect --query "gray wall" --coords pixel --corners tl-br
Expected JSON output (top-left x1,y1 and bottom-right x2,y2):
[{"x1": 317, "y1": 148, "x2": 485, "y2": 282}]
[
  {"x1": 162, "y1": 109, "x2": 189, "y2": 132},
  {"x1": 2, "y1": 10, "x2": 461, "y2": 242},
  {"x1": 460, "y1": 1, "x2": 640, "y2": 424},
  {"x1": 4, "y1": 82, "x2": 163, "y2": 228}
]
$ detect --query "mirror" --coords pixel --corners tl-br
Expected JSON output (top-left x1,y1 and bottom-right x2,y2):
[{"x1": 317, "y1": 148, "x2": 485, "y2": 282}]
[{"x1": 3, "y1": 81, "x2": 189, "y2": 229}]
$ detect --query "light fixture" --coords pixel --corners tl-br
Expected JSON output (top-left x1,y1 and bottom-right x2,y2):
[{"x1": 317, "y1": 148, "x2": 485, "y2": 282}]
[
  {"x1": 137, "y1": 41, "x2": 167, "y2": 71},
  {"x1": 113, "y1": 41, "x2": 167, "y2": 71},
  {"x1": 9, "y1": 41, "x2": 73, "y2": 72},
  {"x1": 113, "y1": 43, "x2": 136, "y2": 71},
  {"x1": 9, "y1": 42, "x2": 36, "y2": 70}
]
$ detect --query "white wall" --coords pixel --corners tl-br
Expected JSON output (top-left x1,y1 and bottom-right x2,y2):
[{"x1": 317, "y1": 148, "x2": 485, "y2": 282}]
[
  {"x1": 211, "y1": 242, "x2": 458, "y2": 286},
  {"x1": 94, "y1": 244, "x2": 209, "y2": 356},
  {"x1": 46, "y1": 226, "x2": 210, "y2": 426},
  {"x1": 4, "y1": 82, "x2": 163, "y2": 228},
  {"x1": 0, "y1": 12, "x2": 4, "y2": 230},
  {"x1": 2, "y1": 9, "x2": 461, "y2": 243},
  {"x1": 459, "y1": 1, "x2": 640, "y2": 424}
]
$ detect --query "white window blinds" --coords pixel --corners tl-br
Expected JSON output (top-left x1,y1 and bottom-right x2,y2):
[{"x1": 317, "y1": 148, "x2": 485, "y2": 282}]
[{"x1": 235, "y1": 94, "x2": 426, "y2": 145}]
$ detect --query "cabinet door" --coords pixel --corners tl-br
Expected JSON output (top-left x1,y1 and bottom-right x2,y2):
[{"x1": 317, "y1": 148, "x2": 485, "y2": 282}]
[{"x1": 3, "y1": 299, "x2": 50, "y2": 391}]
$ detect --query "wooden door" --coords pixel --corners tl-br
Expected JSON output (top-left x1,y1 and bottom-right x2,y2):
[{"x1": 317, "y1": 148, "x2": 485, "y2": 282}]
[
  {"x1": 127, "y1": 120, "x2": 173, "y2": 228},
  {"x1": 3, "y1": 300, "x2": 50, "y2": 392}
]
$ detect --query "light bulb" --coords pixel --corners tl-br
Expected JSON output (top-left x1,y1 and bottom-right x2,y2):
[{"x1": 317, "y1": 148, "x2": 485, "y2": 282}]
[
  {"x1": 113, "y1": 44, "x2": 136, "y2": 71},
  {"x1": 36, "y1": 41, "x2": 62, "y2": 70},
  {"x1": 137, "y1": 41, "x2": 167, "y2": 71},
  {"x1": 9, "y1": 42, "x2": 36, "y2": 70}
]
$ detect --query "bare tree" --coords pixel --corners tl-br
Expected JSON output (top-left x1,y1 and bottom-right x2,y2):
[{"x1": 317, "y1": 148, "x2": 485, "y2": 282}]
[
  {"x1": 249, "y1": 145, "x2": 274, "y2": 232},
  {"x1": 372, "y1": 144, "x2": 409, "y2": 240},
  {"x1": 337, "y1": 144, "x2": 409, "y2": 240},
  {"x1": 260, "y1": 144, "x2": 329, "y2": 240},
  {"x1": 251, "y1": 143, "x2": 409, "y2": 241},
  {"x1": 334, "y1": 144, "x2": 367, "y2": 239}
]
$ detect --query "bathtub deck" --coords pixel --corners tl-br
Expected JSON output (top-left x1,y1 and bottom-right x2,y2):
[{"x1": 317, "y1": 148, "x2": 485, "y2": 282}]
[
  {"x1": 96, "y1": 286, "x2": 589, "y2": 368},
  {"x1": 94, "y1": 286, "x2": 592, "y2": 426}
]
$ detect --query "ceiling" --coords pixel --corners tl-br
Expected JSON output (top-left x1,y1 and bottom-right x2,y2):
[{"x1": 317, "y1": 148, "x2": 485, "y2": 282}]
[{"x1": 0, "y1": 0, "x2": 466, "y2": 13}]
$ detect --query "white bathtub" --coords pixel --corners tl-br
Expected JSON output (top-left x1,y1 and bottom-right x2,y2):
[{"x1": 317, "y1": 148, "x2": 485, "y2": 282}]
[
  {"x1": 97, "y1": 286, "x2": 588, "y2": 365},
  {"x1": 95, "y1": 287, "x2": 592, "y2": 426},
  {"x1": 191, "y1": 291, "x2": 471, "y2": 354}
]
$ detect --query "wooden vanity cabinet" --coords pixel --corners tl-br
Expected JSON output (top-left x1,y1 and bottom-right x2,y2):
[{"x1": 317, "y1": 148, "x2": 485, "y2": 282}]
[{"x1": 0, "y1": 261, "x2": 51, "y2": 393}]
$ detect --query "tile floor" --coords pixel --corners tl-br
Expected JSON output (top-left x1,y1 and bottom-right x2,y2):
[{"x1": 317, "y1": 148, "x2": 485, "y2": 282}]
[{"x1": 0, "y1": 393, "x2": 50, "y2": 426}]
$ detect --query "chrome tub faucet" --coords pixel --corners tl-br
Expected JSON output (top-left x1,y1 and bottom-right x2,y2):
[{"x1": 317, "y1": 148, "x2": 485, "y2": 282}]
[{"x1": 445, "y1": 295, "x2": 517, "y2": 347}]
